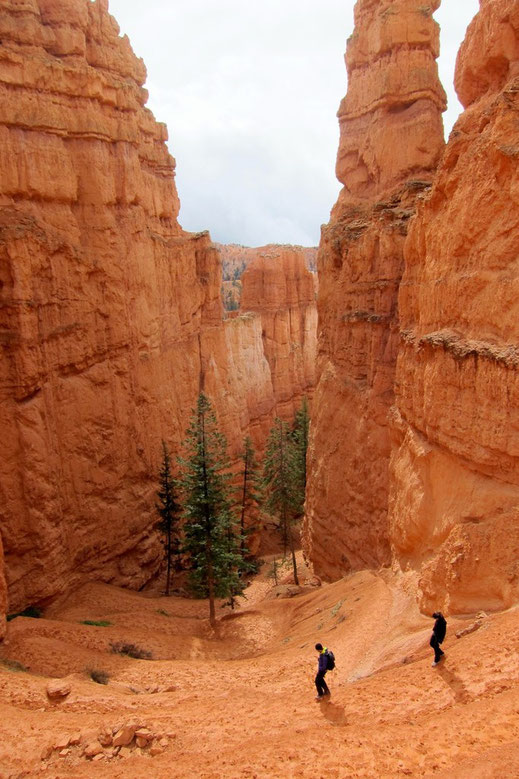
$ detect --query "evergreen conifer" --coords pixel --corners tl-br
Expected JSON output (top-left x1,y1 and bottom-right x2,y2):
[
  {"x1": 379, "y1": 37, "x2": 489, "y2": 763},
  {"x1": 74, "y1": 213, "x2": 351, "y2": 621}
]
[
  {"x1": 178, "y1": 393, "x2": 245, "y2": 626},
  {"x1": 156, "y1": 440, "x2": 182, "y2": 596},
  {"x1": 262, "y1": 417, "x2": 300, "y2": 585}
]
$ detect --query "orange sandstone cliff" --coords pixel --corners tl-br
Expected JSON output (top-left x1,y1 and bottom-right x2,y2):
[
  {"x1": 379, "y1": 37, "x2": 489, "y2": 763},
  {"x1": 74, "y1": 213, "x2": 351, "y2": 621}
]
[
  {"x1": 240, "y1": 247, "x2": 317, "y2": 418},
  {"x1": 0, "y1": 0, "x2": 221, "y2": 615},
  {"x1": 304, "y1": 0, "x2": 446, "y2": 579},
  {"x1": 0, "y1": 0, "x2": 316, "y2": 625},
  {"x1": 218, "y1": 243, "x2": 317, "y2": 311},
  {"x1": 390, "y1": 0, "x2": 519, "y2": 614}
]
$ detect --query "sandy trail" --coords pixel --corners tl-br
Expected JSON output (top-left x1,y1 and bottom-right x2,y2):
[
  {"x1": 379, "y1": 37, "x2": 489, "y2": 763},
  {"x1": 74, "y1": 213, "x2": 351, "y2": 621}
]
[{"x1": 1, "y1": 559, "x2": 519, "y2": 778}]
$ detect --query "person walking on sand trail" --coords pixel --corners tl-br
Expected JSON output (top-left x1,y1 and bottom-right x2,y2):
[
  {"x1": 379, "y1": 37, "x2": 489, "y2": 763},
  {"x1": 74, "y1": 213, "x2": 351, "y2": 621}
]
[
  {"x1": 314, "y1": 643, "x2": 332, "y2": 700},
  {"x1": 430, "y1": 611, "x2": 447, "y2": 666}
]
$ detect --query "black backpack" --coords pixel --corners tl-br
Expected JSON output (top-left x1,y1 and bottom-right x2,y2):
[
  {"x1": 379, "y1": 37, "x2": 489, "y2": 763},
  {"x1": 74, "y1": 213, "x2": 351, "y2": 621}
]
[{"x1": 325, "y1": 649, "x2": 335, "y2": 671}]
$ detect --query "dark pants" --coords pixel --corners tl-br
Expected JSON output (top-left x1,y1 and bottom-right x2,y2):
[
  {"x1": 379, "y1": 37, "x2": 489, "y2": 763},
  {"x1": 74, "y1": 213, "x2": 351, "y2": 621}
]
[
  {"x1": 315, "y1": 671, "x2": 330, "y2": 696},
  {"x1": 430, "y1": 634, "x2": 444, "y2": 663}
]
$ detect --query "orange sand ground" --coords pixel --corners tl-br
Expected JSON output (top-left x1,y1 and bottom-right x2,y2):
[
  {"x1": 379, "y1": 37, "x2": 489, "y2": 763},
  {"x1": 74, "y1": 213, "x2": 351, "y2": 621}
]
[{"x1": 1, "y1": 556, "x2": 519, "y2": 778}]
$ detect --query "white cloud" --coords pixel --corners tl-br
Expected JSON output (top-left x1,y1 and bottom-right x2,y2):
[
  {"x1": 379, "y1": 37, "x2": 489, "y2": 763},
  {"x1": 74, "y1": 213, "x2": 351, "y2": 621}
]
[{"x1": 108, "y1": 0, "x2": 479, "y2": 246}]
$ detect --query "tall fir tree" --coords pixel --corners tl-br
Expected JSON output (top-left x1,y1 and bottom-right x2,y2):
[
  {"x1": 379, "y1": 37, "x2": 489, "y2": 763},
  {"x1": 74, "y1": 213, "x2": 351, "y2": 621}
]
[
  {"x1": 178, "y1": 393, "x2": 245, "y2": 626},
  {"x1": 292, "y1": 396, "x2": 310, "y2": 514},
  {"x1": 238, "y1": 436, "x2": 262, "y2": 558},
  {"x1": 156, "y1": 440, "x2": 182, "y2": 596},
  {"x1": 262, "y1": 417, "x2": 300, "y2": 585}
]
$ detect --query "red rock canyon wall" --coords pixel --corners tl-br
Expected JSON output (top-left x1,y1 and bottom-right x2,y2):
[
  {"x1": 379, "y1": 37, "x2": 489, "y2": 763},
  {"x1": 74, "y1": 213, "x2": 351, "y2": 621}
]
[
  {"x1": 390, "y1": 0, "x2": 519, "y2": 614},
  {"x1": 0, "y1": 0, "x2": 316, "y2": 625},
  {"x1": 304, "y1": 0, "x2": 446, "y2": 579},
  {"x1": 240, "y1": 247, "x2": 317, "y2": 418}
]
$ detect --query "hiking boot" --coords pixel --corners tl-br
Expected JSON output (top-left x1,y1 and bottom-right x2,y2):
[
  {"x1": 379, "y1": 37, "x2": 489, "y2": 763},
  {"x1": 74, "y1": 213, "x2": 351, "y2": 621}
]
[{"x1": 315, "y1": 695, "x2": 324, "y2": 700}]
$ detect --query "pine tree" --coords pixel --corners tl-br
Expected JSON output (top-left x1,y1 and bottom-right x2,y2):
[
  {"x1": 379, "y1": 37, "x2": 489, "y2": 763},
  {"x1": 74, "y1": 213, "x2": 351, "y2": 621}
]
[
  {"x1": 262, "y1": 417, "x2": 300, "y2": 585},
  {"x1": 156, "y1": 440, "x2": 182, "y2": 596},
  {"x1": 178, "y1": 393, "x2": 245, "y2": 626},
  {"x1": 292, "y1": 396, "x2": 310, "y2": 514},
  {"x1": 238, "y1": 436, "x2": 262, "y2": 558}
]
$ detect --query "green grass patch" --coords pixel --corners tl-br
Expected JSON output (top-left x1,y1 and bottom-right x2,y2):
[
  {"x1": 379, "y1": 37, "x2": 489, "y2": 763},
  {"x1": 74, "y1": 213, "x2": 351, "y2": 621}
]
[
  {"x1": 80, "y1": 620, "x2": 112, "y2": 627},
  {"x1": 0, "y1": 658, "x2": 28, "y2": 673}
]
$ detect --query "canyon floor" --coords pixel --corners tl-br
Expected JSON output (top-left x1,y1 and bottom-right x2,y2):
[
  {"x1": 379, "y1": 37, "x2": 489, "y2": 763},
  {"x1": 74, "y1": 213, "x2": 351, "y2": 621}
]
[{"x1": 1, "y1": 557, "x2": 519, "y2": 778}]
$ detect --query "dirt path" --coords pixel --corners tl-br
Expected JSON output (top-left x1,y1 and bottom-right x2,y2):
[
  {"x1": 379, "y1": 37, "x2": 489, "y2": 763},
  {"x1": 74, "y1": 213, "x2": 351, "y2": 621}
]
[{"x1": 1, "y1": 561, "x2": 519, "y2": 777}]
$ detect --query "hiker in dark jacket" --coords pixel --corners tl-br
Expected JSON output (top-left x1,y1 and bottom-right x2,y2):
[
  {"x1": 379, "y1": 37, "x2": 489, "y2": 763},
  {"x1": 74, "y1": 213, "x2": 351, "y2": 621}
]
[
  {"x1": 430, "y1": 611, "x2": 447, "y2": 666},
  {"x1": 314, "y1": 643, "x2": 331, "y2": 700}
]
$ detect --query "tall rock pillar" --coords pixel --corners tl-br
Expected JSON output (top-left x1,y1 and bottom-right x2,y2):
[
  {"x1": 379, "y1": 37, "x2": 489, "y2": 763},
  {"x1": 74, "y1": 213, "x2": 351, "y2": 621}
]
[
  {"x1": 304, "y1": 0, "x2": 445, "y2": 578},
  {"x1": 390, "y1": 0, "x2": 519, "y2": 614}
]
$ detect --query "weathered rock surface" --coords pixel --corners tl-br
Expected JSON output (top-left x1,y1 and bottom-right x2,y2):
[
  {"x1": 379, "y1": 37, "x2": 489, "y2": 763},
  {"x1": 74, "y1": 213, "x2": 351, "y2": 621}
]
[
  {"x1": 390, "y1": 0, "x2": 519, "y2": 614},
  {"x1": 240, "y1": 247, "x2": 317, "y2": 418},
  {"x1": 304, "y1": 0, "x2": 446, "y2": 579},
  {"x1": 0, "y1": 535, "x2": 6, "y2": 639},
  {"x1": 0, "y1": 0, "x2": 218, "y2": 613},
  {"x1": 0, "y1": 0, "x2": 318, "y2": 618},
  {"x1": 218, "y1": 243, "x2": 317, "y2": 311}
]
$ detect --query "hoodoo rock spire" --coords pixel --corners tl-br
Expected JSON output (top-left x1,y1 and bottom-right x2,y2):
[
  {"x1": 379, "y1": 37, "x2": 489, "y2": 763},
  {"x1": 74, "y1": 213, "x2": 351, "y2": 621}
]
[{"x1": 303, "y1": 0, "x2": 446, "y2": 579}]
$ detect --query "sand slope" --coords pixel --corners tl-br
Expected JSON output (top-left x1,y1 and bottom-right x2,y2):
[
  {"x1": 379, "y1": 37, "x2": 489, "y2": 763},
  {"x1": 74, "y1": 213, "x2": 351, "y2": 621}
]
[{"x1": 1, "y1": 561, "x2": 519, "y2": 778}]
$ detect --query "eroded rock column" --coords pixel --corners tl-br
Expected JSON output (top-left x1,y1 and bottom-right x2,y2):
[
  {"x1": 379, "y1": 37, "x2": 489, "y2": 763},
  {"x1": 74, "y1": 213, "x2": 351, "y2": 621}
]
[
  {"x1": 390, "y1": 0, "x2": 519, "y2": 613},
  {"x1": 304, "y1": 0, "x2": 445, "y2": 579}
]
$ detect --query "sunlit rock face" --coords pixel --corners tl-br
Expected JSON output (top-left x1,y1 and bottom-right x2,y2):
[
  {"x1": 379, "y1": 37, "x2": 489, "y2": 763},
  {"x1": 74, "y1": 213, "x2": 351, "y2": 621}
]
[
  {"x1": 304, "y1": 0, "x2": 445, "y2": 580},
  {"x1": 0, "y1": 1, "x2": 319, "y2": 615},
  {"x1": 240, "y1": 247, "x2": 317, "y2": 419},
  {"x1": 0, "y1": 0, "x2": 223, "y2": 611},
  {"x1": 218, "y1": 243, "x2": 317, "y2": 313},
  {"x1": 390, "y1": 0, "x2": 519, "y2": 614}
]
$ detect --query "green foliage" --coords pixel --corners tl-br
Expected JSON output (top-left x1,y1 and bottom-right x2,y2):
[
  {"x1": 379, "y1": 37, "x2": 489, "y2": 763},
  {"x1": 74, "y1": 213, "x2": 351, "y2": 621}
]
[
  {"x1": 237, "y1": 436, "x2": 262, "y2": 556},
  {"x1": 262, "y1": 417, "x2": 300, "y2": 585},
  {"x1": 156, "y1": 440, "x2": 182, "y2": 596},
  {"x1": 292, "y1": 397, "x2": 310, "y2": 514},
  {"x1": 0, "y1": 658, "x2": 28, "y2": 672},
  {"x1": 265, "y1": 557, "x2": 290, "y2": 586},
  {"x1": 331, "y1": 599, "x2": 345, "y2": 618},
  {"x1": 88, "y1": 668, "x2": 110, "y2": 684},
  {"x1": 157, "y1": 608, "x2": 170, "y2": 617},
  {"x1": 7, "y1": 606, "x2": 42, "y2": 621},
  {"x1": 178, "y1": 393, "x2": 246, "y2": 625},
  {"x1": 110, "y1": 642, "x2": 152, "y2": 660},
  {"x1": 80, "y1": 620, "x2": 112, "y2": 627},
  {"x1": 222, "y1": 288, "x2": 239, "y2": 311}
]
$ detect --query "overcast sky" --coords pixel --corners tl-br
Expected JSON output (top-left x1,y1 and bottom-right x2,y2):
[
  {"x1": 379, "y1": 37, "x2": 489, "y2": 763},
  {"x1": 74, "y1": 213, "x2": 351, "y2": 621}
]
[{"x1": 108, "y1": 1, "x2": 479, "y2": 247}]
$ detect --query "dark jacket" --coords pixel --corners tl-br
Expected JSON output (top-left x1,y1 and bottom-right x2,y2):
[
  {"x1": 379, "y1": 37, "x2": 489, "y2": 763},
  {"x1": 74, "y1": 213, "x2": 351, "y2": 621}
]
[
  {"x1": 433, "y1": 615, "x2": 447, "y2": 643},
  {"x1": 318, "y1": 649, "x2": 328, "y2": 674}
]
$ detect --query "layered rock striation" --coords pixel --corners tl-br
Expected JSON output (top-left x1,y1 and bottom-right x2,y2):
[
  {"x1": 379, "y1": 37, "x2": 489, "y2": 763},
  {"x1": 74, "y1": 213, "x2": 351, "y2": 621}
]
[
  {"x1": 304, "y1": 0, "x2": 446, "y2": 579},
  {"x1": 390, "y1": 0, "x2": 519, "y2": 613},
  {"x1": 0, "y1": 0, "x2": 317, "y2": 621},
  {"x1": 218, "y1": 243, "x2": 317, "y2": 311},
  {"x1": 240, "y1": 247, "x2": 317, "y2": 418},
  {"x1": 0, "y1": 0, "x2": 220, "y2": 614}
]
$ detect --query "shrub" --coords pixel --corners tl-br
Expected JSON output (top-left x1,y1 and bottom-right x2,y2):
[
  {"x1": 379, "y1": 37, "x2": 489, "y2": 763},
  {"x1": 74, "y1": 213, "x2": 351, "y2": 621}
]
[
  {"x1": 7, "y1": 606, "x2": 42, "y2": 621},
  {"x1": 87, "y1": 668, "x2": 110, "y2": 685},
  {"x1": 110, "y1": 642, "x2": 152, "y2": 660}
]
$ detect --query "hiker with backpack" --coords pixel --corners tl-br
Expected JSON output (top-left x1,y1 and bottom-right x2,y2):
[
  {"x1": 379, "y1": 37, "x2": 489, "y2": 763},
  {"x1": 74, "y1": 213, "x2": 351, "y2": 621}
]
[
  {"x1": 430, "y1": 611, "x2": 447, "y2": 666},
  {"x1": 314, "y1": 643, "x2": 334, "y2": 700}
]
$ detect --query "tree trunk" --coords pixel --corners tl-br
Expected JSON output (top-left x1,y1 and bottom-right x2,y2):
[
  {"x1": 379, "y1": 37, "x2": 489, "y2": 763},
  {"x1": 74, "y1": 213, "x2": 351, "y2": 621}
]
[
  {"x1": 289, "y1": 527, "x2": 299, "y2": 586},
  {"x1": 207, "y1": 552, "x2": 216, "y2": 627},
  {"x1": 240, "y1": 460, "x2": 248, "y2": 557},
  {"x1": 165, "y1": 528, "x2": 171, "y2": 596}
]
